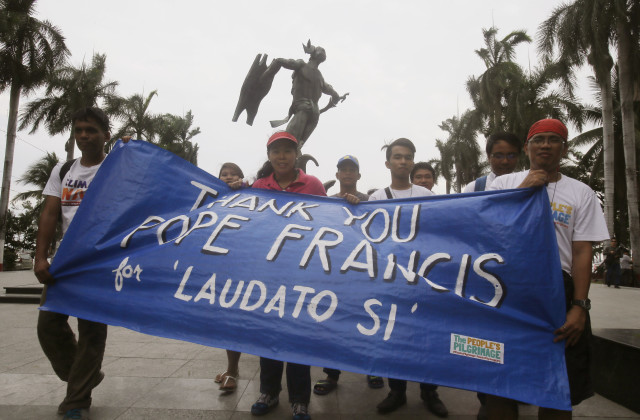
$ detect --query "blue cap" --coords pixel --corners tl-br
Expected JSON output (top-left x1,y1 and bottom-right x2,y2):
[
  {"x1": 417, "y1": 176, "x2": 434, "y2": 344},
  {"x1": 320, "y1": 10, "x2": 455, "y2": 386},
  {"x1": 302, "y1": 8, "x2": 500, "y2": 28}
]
[{"x1": 337, "y1": 155, "x2": 360, "y2": 169}]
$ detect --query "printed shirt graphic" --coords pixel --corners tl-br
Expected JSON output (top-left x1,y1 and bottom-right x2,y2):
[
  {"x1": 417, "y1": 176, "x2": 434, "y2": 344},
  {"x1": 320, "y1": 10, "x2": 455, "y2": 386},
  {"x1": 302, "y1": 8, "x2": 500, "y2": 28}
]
[
  {"x1": 490, "y1": 170, "x2": 609, "y2": 272},
  {"x1": 43, "y1": 160, "x2": 103, "y2": 234}
]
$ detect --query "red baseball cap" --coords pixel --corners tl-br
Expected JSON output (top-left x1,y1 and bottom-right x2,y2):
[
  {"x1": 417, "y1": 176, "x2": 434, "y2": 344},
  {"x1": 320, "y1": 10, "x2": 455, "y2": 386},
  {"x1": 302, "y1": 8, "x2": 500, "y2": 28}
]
[{"x1": 267, "y1": 131, "x2": 298, "y2": 147}]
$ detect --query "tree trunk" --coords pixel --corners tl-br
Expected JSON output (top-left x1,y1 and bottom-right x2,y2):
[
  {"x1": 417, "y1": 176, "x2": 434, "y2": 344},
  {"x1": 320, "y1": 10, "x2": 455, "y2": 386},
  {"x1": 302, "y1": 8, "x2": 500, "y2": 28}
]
[
  {"x1": 66, "y1": 131, "x2": 75, "y2": 161},
  {"x1": 616, "y1": 18, "x2": 640, "y2": 274},
  {"x1": 600, "y1": 76, "x2": 616, "y2": 238},
  {"x1": 0, "y1": 83, "x2": 22, "y2": 271}
]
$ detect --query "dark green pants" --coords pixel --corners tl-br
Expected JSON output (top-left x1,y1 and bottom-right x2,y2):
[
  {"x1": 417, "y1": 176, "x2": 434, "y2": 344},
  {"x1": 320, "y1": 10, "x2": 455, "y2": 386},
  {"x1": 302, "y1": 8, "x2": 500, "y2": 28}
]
[{"x1": 37, "y1": 310, "x2": 107, "y2": 411}]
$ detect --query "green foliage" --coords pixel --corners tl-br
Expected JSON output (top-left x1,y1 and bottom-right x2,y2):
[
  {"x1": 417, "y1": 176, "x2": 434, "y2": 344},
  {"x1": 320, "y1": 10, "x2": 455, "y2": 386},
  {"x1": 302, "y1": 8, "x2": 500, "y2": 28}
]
[
  {"x1": 18, "y1": 52, "x2": 119, "y2": 158},
  {"x1": 154, "y1": 111, "x2": 201, "y2": 165},
  {"x1": 0, "y1": 0, "x2": 69, "y2": 93},
  {"x1": 3, "y1": 203, "x2": 37, "y2": 271},
  {"x1": 434, "y1": 110, "x2": 484, "y2": 193}
]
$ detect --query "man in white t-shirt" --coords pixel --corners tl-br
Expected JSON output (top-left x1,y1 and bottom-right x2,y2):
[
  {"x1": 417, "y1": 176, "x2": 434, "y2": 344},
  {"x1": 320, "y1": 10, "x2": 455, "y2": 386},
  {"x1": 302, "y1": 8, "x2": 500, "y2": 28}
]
[
  {"x1": 369, "y1": 138, "x2": 447, "y2": 418},
  {"x1": 463, "y1": 132, "x2": 521, "y2": 193},
  {"x1": 35, "y1": 107, "x2": 111, "y2": 420},
  {"x1": 369, "y1": 138, "x2": 434, "y2": 201},
  {"x1": 488, "y1": 119, "x2": 609, "y2": 420}
]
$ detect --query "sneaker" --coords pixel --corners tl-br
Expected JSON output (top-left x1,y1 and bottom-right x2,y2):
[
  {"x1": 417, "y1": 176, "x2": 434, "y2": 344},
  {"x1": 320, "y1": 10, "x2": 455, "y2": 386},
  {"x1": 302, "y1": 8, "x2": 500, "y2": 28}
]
[
  {"x1": 63, "y1": 408, "x2": 90, "y2": 419},
  {"x1": 421, "y1": 389, "x2": 448, "y2": 418},
  {"x1": 292, "y1": 402, "x2": 311, "y2": 420},
  {"x1": 251, "y1": 393, "x2": 279, "y2": 416},
  {"x1": 376, "y1": 391, "x2": 406, "y2": 413}
]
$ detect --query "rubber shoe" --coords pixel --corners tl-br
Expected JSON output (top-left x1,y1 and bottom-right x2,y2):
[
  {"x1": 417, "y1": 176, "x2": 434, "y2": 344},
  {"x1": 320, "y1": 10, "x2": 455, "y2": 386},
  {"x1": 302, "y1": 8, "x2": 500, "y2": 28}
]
[
  {"x1": 63, "y1": 408, "x2": 90, "y2": 419},
  {"x1": 376, "y1": 391, "x2": 406, "y2": 413},
  {"x1": 251, "y1": 393, "x2": 279, "y2": 416},
  {"x1": 421, "y1": 389, "x2": 449, "y2": 418},
  {"x1": 292, "y1": 402, "x2": 311, "y2": 420}
]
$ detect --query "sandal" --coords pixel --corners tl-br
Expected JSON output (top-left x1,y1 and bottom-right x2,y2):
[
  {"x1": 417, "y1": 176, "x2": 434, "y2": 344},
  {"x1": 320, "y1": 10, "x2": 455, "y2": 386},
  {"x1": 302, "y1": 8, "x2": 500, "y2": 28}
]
[
  {"x1": 214, "y1": 370, "x2": 228, "y2": 383},
  {"x1": 313, "y1": 378, "x2": 337, "y2": 395},
  {"x1": 367, "y1": 375, "x2": 384, "y2": 389},
  {"x1": 219, "y1": 372, "x2": 238, "y2": 391}
]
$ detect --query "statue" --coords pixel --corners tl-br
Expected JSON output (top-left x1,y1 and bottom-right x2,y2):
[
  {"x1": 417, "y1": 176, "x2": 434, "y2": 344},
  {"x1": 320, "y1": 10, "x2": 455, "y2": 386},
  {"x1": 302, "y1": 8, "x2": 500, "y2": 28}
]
[{"x1": 232, "y1": 40, "x2": 348, "y2": 151}]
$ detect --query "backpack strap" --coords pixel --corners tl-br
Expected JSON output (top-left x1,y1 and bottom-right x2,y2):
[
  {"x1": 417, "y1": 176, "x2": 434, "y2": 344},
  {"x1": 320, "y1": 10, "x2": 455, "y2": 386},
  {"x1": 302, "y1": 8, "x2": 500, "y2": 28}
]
[
  {"x1": 384, "y1": 187, "x2": 393, "y2": 199},
  {"x1": 474, "y1": 176, "x2": 488, "y2": 192},
  {"x1": 59, "y1": 159, "x2": 77, "y2": 182}
]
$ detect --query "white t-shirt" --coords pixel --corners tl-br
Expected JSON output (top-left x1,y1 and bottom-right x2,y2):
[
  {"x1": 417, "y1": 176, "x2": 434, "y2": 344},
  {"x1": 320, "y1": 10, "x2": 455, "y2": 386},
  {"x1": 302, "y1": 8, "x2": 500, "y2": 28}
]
[
  {"x1": 368, "y1": 184, "x2": 434, "y2": 201},
  {"x1": 489, "y1": 170, "x2": 609, "y2": 273},
  {"x1": 463, "y1": 172, "x2": 497, "y2": 193},
  {"x1": 43, "y1": 160, "x2": 103, "y2": 234}
]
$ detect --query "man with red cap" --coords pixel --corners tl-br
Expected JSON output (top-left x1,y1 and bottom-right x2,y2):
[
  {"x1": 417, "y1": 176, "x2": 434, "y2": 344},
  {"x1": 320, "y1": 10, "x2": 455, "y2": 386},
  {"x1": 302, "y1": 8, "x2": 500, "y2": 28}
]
[{"x1": 488, "y1": 119, "x2": 609, "y2": 419}]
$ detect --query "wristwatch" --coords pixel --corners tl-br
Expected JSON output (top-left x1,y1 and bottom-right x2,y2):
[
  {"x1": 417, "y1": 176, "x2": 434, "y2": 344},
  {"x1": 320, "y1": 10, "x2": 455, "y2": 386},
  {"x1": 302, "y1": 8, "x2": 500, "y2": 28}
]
[{"x1": 571, "y1": 298, "x2": 591, "y2": 311}]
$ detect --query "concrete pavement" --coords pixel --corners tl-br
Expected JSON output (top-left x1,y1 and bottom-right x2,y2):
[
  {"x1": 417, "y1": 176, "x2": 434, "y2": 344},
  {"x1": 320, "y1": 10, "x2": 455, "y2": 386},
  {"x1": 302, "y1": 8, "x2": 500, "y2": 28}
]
[{"x1": 1, "y1": 271, "x2": 639, "y2": 419}]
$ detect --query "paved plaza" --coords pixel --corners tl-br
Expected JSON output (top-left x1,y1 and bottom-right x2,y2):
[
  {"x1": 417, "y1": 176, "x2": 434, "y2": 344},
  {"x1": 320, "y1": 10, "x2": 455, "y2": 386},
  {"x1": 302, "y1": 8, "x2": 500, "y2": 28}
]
[{"x1": 1, "y1": 271, "x2": 638, "y2": 419}]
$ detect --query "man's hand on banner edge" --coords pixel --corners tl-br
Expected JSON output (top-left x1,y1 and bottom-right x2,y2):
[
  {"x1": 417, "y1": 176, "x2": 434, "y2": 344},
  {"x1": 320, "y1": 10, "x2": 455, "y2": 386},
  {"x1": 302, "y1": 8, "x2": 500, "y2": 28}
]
[
  {"x1": 518, "y1": 169, "x2": 549, "y2": 188},
  {"x1": 553, "y1": 306, "x2": 586, "y2": 347},
  {"x1": 344, "y1": 193, "x2": 361, "y2": 205},
  {"x1": 34, "y1": 259, "x2": 55, "y2": 285},
  {"x1": 121, "y1": 136, "x2": 132, "y2": 143}
]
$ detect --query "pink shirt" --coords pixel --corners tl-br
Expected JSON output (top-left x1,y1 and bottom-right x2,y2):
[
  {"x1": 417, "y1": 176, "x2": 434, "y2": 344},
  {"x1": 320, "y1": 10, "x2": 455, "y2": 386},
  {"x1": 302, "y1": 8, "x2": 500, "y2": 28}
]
[{"x1": 252, "y1": 169, "x2": 326, "y2": 196}]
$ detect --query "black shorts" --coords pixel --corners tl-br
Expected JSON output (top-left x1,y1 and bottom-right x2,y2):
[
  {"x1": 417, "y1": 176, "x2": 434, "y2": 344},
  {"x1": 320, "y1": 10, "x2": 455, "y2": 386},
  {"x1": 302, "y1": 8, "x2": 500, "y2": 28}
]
[{"x1": 562, "y1": 271, "x2": 594, "y2": 406}]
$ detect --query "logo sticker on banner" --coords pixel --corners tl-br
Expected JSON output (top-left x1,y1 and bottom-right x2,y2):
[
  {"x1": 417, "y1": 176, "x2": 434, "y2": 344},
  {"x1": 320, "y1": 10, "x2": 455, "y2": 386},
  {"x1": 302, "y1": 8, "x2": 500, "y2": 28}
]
[{"x1": 42, "y1": 140, "x2": 570, "y2": 410}]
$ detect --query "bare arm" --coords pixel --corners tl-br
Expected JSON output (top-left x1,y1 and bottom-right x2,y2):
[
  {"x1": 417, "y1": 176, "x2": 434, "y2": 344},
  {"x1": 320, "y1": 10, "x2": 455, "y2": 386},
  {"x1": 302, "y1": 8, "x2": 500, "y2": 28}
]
[
  {"x1": 34, "y1": 195, "x2": 61, "y2": 285},
  {"x1": 554, "y1": 240, "x2": 592, "y2": 346},
  {"x1": 321, "y1": 82, "x2": 342, "y2": 102}
]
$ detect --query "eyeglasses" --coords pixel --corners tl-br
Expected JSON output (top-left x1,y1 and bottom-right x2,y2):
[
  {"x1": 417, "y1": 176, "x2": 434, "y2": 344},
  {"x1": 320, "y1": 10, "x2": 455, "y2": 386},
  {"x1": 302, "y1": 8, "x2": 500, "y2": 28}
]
[
  {"x1": 490, "y1": 153, "x2": 518, "y2": 160},
  {"x1": 528, "y1": 136, "x2": 565, "y2": 146}
]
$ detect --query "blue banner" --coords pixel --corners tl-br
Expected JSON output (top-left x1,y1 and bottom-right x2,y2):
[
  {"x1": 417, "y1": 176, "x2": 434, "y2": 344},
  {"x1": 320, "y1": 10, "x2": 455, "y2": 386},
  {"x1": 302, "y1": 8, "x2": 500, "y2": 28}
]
[{"x1": 43, "y1": 140, "x2": 570, "y2": 410}]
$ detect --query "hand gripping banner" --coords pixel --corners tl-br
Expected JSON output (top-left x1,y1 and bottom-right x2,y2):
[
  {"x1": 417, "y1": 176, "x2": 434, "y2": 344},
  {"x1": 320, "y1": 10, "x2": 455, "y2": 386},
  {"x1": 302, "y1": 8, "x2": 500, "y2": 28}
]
[{"x1": 42, "y1": 140, "x2": 570, "y2": 409}]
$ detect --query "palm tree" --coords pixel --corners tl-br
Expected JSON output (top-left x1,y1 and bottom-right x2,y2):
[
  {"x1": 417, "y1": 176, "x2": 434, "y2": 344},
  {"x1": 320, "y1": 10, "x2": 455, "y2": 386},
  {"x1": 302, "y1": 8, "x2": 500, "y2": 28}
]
[
  {"x1": 109, "y1": 90, "x2": 159, "y2": 147},
  {"x1": 503, "y1": 60, "x2": 585, "y2": 142},
  {"x1": 540, "y1": 0, "x2": 640, "y2": 274},
  {"x1": 13, "y1": 151, "x2": 59, "y2": 210},
  {"x1": 539, "y1": 0, "x2": 617, "y2": 237},
  {"x1": 467, "y1": 27, "x2": 531, "y2": 135},
  {"x1": 614, "y1": 0, "x2": 640, "y2": 273},
  {"x1": 0, "y1": 0, "x2": 68, "y2": 270},
  {"x1": 567, "y1": 74, "x2": 638, "y2": 246},
  {"x1": 19, "y1": 52, "x2": 119, "y2": 160},
  {"x1": 431, "y1": 140, "x2": 454, "y2": 194},
  {"x1": 435, "y1": 111, "x2": 483, "y2": 193},
  {"x1": 155, "y1": 111, "x2": 201, "y2": 165}
]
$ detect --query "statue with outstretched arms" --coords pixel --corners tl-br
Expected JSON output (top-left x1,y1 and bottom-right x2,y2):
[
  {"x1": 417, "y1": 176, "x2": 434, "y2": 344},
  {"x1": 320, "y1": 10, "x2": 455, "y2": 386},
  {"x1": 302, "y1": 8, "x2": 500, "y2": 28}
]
[{"x1": 232, "y1": 40, "x2": 347, "y2": 150}]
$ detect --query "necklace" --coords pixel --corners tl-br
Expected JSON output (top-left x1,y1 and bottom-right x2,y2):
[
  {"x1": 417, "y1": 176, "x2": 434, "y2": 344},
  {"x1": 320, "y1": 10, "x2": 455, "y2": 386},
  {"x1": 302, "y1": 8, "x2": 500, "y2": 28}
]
[{"x1": 548, "y1": 173, "x2": 560, "y2": 208}]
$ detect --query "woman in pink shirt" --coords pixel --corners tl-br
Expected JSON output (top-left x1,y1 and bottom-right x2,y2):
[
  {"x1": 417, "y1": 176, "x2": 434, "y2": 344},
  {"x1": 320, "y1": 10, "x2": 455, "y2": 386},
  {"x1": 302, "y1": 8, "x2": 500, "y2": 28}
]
[{"x1": 251, "y1": 131, "x2": 325, "y2": 420}]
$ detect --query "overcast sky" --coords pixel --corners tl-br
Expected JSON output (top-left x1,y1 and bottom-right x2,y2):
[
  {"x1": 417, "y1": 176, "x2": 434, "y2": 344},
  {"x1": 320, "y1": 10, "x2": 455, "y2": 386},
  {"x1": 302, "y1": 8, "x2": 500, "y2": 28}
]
[{"x1": 0, "y1": 0, "x2": 596, "y2": 200}]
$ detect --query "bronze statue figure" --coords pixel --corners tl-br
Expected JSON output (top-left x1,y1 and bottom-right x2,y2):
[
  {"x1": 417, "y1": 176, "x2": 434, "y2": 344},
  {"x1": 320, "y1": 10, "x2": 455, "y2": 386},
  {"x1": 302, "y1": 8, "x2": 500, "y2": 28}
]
[{"x1": 232, "y1": 40, "x2": 348, "y2": 151}]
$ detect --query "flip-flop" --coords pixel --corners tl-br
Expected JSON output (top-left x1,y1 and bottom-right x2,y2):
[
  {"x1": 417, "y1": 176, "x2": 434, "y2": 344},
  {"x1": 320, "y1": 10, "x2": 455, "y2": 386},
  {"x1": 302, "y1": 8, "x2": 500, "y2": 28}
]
[
  {"x1": 215, "y1": 370, "x2": 228, "y2": 383},
  {"x1": 313, "y1": 379, "x2": 337, "y2": 395},
  {"x1": 219, "y1": 373, "x2": 238, "y2": 391},
  {"x1": 367, "y1": 375, "x2": 384, "y2": 389}
]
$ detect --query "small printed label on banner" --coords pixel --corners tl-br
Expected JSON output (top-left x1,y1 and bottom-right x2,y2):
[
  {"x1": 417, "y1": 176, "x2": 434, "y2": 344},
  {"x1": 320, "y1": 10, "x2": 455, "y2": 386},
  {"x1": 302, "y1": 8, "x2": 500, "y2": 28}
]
[{"x1": 450, "y1": 333, "x2": 504, "y2": 364}]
